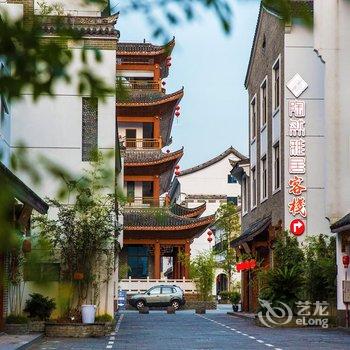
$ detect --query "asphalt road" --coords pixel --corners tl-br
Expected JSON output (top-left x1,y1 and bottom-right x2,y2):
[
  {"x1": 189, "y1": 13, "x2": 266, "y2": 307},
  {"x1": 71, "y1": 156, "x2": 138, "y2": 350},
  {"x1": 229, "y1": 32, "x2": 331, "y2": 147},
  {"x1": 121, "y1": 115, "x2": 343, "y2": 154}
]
[{"x1": 29, "y1": 309, "x2": 350, "y2": 350}]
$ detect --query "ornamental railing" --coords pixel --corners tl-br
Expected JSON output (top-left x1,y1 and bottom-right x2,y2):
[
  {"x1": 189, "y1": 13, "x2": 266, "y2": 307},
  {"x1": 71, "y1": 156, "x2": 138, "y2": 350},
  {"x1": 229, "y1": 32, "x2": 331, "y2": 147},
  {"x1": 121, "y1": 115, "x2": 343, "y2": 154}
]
[
  {"x1": 120, "y1": 79, "x2": 160, "y2": 91},
  {"x1": 119, "y1": 277, "x2": 197, "y2": 294},
  {"x1": 123, "y1": 138, "x2": 162, "y2": 149}
]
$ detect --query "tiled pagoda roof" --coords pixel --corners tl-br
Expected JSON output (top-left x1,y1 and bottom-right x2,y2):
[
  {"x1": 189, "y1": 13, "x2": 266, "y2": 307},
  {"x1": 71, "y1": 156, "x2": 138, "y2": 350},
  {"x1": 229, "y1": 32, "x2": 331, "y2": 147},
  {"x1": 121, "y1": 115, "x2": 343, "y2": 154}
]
[
  {"x1": 117, "y1": 89, "x2": 184, "y2": 146},
  {"x1": 330, "y1": 213, "x2": 350, "y2": 232},
  {"x1": 124, "y1": 149, "x2": 183, "y2": 167},
  {"x1": 40, "y1": 13, "x2": 119, "y2": 38},
  {"x1": 116, "y1": 37, "x2": 175, "y2": 56},
  {"x1": 169, "y1": 203, "x2": 207, "y2": 218},
  {"x1": 124, "y1": 208, "x2": 214, "y2": 232},
  {"x1": 117, "y1": 88, "x2": 183, "y2": 106}
]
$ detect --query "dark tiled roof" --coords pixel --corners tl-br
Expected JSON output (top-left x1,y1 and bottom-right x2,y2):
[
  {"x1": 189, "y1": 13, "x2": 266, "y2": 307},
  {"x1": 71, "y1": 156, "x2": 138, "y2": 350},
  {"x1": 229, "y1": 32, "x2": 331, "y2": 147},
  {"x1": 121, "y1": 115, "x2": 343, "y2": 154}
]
[
  {"x1": 40, "y1": 13, "x2": 119, "y2": 38},
  {"x1": 116, "y1": 37, "x2": 175, "y2": 55},
  {"x1": 230, "y1": 216, "x2": 271, "y2": 247},
  {"x1": 330, "y1": 213, "x2": 350, "y2": 232},
  {"x1": 124, "y1": 149, "x2": 183, "y2": 166},
  {"x1": 169, "y1": 203, "x2": 206, "y2": 218},
  {"x1": 117, "y1": 88, "x2": 183, "y2": 106},
  {"x1": 178, "y1": 147, "x2": 247, "y2": 176},
  {"x1": 124, "y1": 208, "x2": 214, "y2": 231},
  {"x1": 0, "y1": 162, "x2": 48, "y2": 214}
]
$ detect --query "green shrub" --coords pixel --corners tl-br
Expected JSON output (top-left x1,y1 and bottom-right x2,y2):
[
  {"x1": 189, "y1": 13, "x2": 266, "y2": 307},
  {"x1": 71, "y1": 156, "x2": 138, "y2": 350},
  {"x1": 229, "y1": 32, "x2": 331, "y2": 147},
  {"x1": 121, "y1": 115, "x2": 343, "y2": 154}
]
[
  {"x1": 24, "y1": 293, "x2": 56, "y2": 320},
  {"x1": 229, "y1": 291, "x2": 240, "y2": 305},
  {"x1": 95, "y1": 314, "x2": 113, "y2": 323},
  {"x1": 6, "y1": 314, "x2": 28, "y2": 324},
  {"x1": 219, "y1": 291, "x2": 230, "y2": 300}
]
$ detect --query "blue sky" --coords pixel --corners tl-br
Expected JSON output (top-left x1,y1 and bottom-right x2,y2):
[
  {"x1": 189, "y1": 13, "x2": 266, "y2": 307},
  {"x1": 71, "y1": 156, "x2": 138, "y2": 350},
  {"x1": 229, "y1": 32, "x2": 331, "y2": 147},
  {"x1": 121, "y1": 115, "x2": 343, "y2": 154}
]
[{"x1": 114, "y1": 0, "x2": 260, "y2": 169}]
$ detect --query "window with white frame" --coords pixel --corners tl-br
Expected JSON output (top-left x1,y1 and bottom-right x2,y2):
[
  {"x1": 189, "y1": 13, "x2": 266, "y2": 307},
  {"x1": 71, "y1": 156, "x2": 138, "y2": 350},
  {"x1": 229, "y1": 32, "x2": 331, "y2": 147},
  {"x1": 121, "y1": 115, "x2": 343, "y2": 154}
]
[
  {"x1": 260, "y1": 77, "x2": 268, "y2": 127},
  {"x1": 273, "y1": 142, "x2": 281, "y2": 191},
  {"x1": 261, "y1": 156, "x2": 267, "y2": 200},
  {"x1": 272, "y1": 57, "x2": 280, "y2": 112},
  {"x1": 250, "y1": 96, "x2": 257, "y2": 140},
  {"x1": 251, "y1": 167, "x2": 257, "y2": 208},
  {"x1": 242, "y1": 175, "x2": 248, "y2": 214}
]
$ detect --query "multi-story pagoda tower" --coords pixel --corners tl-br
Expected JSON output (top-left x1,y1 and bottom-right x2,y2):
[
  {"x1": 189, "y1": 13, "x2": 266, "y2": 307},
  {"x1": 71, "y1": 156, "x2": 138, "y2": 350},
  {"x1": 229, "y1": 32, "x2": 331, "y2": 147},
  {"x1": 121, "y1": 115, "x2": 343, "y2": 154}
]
[{"x1": 116, "y1": 39, "x2": 214, "y2": 284}]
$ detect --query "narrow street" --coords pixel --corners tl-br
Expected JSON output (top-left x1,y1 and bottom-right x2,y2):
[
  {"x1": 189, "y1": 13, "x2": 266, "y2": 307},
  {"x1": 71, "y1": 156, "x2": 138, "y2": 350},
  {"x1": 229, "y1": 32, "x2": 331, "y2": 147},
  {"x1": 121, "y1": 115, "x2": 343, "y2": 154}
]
[{"x1": 29, "y1": 310, "x2": 350, "y2": 350}]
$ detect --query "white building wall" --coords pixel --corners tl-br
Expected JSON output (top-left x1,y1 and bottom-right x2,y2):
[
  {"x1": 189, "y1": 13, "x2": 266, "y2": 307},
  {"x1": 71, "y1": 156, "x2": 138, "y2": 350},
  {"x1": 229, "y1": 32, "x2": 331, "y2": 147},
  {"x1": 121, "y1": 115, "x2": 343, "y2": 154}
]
[
  {"x1": 9, "y1": 18, "x2": 117, "y2": 315},
  {"x1": 177, "y1": 153, "x2": 242, "y2": 257},
  {"x1": 283, "y1": 21, "x2": 329, "y2": 241},
  {"x1": 313, "y1": 0, "x2": 350, "y2": 312}
]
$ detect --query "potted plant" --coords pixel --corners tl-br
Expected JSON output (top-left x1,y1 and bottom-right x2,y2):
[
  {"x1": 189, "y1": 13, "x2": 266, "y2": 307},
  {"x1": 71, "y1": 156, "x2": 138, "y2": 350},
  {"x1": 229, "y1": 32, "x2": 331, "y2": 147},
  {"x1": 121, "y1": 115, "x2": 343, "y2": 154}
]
[{"x1": 230, "y1": 291, "x2": 241, "y2": 312}]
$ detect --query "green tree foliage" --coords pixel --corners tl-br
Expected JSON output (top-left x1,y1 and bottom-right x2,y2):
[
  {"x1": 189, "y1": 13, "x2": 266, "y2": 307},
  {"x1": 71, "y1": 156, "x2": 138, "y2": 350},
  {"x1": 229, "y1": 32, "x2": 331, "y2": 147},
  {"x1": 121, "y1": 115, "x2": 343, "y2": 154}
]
[
  {"x1": 215, "y1": 203, "x2": 240, "y2": 291},
  {"x1": 33, "y1": 154, "x2": 120, "y2": 312},
  {"x1": 304, "y1": 235, "x2": 336, "y2": 303},
  {"x1": 180, "y1": 250, "x2": 216, "y2": 301},
  {"x1": 258, "y1": 231, "x2": 305, "y2": 311}
]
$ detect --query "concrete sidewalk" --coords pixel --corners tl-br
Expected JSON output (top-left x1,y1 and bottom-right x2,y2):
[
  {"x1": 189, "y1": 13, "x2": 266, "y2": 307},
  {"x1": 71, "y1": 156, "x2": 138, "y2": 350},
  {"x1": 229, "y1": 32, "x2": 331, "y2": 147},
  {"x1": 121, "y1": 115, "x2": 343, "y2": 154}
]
[{"x1": 0, "y1": 333, "x2": 43, "y2": 350}]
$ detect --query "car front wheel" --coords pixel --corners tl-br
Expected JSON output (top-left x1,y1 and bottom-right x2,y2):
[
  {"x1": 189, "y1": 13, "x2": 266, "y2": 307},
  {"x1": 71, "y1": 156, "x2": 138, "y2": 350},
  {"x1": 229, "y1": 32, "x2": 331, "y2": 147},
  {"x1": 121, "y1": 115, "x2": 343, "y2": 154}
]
[
  {"x1": 136, "y1": 300, "x2": 145, "y2": 310},
  {"x1": 171, "y1": 300, "x2": 180, "y2": 310}
]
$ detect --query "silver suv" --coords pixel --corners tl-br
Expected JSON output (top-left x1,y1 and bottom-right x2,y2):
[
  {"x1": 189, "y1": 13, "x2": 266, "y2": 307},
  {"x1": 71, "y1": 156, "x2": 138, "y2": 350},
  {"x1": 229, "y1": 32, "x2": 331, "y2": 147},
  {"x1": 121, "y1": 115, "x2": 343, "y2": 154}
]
[{"x1": 129, "y1": 285, "x2": 185, "y2": 310}]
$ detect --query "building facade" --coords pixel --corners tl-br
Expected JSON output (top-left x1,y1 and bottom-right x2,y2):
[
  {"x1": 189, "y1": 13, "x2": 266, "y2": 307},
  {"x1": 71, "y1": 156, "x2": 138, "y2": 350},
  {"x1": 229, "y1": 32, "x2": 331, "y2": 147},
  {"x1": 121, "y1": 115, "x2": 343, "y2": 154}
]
[
  {"x1": 231, "y1": 2, "x2": 329, "y2": 312},
  {"x1": 8, "y1": 0, "x2": 120, "y2": 316}
]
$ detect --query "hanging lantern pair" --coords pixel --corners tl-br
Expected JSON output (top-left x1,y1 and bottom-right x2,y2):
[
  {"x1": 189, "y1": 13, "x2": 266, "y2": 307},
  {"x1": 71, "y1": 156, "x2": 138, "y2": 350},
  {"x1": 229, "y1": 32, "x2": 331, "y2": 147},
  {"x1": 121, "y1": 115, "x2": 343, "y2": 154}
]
[
  {"x1": 207, "y1": 229, "x2": 213, "y2": 243},
  {"x1": 166, "y1": 56, "x2": 172, "y2": 67}
]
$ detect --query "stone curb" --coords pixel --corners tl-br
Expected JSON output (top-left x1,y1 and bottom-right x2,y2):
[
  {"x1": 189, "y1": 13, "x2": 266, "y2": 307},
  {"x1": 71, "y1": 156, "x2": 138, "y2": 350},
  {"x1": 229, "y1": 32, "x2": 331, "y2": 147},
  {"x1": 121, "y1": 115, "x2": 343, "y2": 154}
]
[
  {"x1": 17, "y1": 333, "x2": 44, "y2": 350},
  {"x1": 227, "y1": 311, "x2": 256, "y2": 320}
]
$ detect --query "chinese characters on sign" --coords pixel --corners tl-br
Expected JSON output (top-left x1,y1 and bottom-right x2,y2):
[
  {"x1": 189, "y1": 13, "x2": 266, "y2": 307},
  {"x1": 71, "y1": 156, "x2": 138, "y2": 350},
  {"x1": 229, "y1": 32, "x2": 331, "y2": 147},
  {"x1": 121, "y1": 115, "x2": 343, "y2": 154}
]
[{"x1": 288, "y1": 98, "x2": 307, "y2": 233}]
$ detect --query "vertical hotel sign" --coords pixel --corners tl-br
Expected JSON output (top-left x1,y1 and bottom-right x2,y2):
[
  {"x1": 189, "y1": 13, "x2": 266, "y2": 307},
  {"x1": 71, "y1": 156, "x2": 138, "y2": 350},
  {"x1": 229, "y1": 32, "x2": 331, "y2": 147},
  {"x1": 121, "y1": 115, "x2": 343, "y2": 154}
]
[{"x1": 286, "y1": 74, "x2": 308, "y2": 235}]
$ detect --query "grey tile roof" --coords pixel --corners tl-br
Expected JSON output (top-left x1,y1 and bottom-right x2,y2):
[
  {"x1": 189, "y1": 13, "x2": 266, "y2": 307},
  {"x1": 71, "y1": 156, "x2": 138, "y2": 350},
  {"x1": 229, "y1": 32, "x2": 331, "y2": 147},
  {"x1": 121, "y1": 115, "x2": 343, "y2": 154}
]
[
  {"x1": 124, "y1": 149, "x2": 183, "y2": 166},
  {"x1": 230, "y1": 216, "x2": 271, "y2": 247},
  {"x1": 169, "y1": 203, "x2": 206, "y2": 218},
  {"x1": 178, "y1": 147, "x2": 247, "y2": 176},
  {"x1": 0, "y1": 162, "x2": 48, "y2": 214},
  {"x1": 330, "y1": 213, "x2": 350, "y2": 232}
]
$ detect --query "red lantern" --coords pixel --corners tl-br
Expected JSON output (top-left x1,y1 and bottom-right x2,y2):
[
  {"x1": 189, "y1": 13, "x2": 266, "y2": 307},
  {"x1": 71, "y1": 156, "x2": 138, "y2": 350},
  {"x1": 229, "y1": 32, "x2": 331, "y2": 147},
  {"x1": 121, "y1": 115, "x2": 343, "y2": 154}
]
[
  {"x1": 343, "y1": 255, "x2": 350, "y2": 268},
  {"x1": 175, "y1": 111, "x2": 180, "y2": 117},
  {"x1": 167, "y1": 62, "x2": 172, "y2": 67},
  {"x1": 207, "y1": 236, "x2": 213, "y2": 243},
  {"x1": 207, "y1": 229, "x2": 213, "y2": 236},
  {"x1": 175, "y1": 165, "x2": 180, "y2": 170},
  {"x1": 175, "y1": 170, "x2": 181, "y2": 176},
  {"x1": 175, "y1": 105, "x2": 180, "y2": 111},
  {"x1": 73, "y1": 272, "x2": 84, "y2": 281},
  {"x1": 22, "y1": 239, "x2": 31, "y2": 253},
  {"x1": 166, "y1": 56, "x2": 172, "y2": 61}
]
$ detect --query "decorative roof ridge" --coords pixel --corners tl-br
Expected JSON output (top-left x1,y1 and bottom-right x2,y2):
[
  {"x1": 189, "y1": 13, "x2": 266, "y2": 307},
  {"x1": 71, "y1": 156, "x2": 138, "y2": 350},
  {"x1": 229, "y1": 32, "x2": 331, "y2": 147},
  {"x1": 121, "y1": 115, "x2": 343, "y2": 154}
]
[
  {"x1": 39, "y1": 13, "x2": 119, "y2": 38},
  {"x1": 117, "y1": 88, "x2": 184, "y2": 107},
  {"x1": 169, "y1": 202, "x2": 207, "y2": 218},
  {"x1": 116, "y1": 37, "x2": 175, "y2": 55},
  {"x1": 178, "y1": 146, "x2": 247, "y2": 177},
  {"x1": 229, "y1": 158, "x2": 250, "y2": 169}
]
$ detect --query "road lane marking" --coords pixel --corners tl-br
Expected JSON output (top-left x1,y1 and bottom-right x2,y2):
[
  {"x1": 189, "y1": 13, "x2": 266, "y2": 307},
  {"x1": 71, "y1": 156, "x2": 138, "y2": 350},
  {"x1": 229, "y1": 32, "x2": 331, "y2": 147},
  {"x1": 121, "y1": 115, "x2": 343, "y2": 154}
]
[{"x1": 196, "y1": 314, "x2": 283, "y2": 350}]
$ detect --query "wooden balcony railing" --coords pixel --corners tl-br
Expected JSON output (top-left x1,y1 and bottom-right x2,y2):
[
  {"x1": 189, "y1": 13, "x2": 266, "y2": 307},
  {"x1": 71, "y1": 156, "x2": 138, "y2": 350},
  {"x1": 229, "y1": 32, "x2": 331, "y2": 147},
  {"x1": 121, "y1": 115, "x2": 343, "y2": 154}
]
[
  {"x1": 123, "y1": 138, "x2": 161, "y2": 149},
  {"x1": 121, "y1": 80, "x2": 160, "y2": 91},
  {"x1": 125, "y1": 196, "x2": 166, "y2": 208}
]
